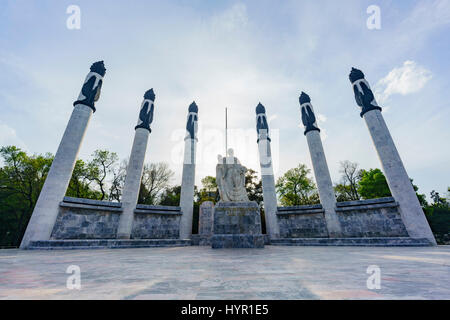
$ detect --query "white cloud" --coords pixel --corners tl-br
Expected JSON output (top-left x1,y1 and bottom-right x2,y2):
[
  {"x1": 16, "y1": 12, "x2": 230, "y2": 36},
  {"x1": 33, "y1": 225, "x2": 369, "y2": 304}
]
[
  {"x1": 211, "y1": 3, "x2": 248, "y2": 32},
  {"x1": 375, "y1": 60, "x2": 432, "y2": 103},
  {"x1": 0, "y1": 123, "x2": 28, "y2": 150}
]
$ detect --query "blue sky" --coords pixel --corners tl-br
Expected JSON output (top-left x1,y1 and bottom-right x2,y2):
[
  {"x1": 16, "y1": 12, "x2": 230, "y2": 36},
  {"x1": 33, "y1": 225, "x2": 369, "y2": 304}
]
[{"x1": 0, "y1": 0, "x2": 449, "y2": 201}]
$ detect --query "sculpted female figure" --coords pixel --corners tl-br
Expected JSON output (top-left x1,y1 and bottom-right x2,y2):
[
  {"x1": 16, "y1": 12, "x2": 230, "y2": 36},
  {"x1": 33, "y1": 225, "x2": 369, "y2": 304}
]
[{"x1": 216, "y1": 149, "x2": 249, "y2": 202}]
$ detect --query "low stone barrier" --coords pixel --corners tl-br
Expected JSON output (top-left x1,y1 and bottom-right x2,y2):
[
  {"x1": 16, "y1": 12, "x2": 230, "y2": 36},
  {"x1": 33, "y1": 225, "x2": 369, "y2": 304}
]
[
  {"x1": 277, "y1": 197, "x2": 408, "y2": 238},
  {"x1": 51, "y1": 197, "x2": 181, "y2": 240},
  {"x1": 132, "y1": 204, "x2": 182, "y2": 239}
]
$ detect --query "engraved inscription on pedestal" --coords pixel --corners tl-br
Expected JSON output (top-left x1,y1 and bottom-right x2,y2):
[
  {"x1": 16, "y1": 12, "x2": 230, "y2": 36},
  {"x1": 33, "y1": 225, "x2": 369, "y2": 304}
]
[
  {"x1": 212, "y1": 150, "x2": 264, "y2": 248},
  {"x1": 211, "y1": 202, "x2": 264, "y2": 248}
]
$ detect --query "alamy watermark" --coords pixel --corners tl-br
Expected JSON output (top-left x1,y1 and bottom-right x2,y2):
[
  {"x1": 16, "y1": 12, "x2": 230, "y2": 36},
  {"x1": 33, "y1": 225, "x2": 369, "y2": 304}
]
[
  {"x1": 366, "y1": 265, "x2": 381, "y2": 290},
  {"x1": 66, "y1": 265, "x2": 81, "y2": 290},
  {"x1": 66, "y1": 5, "x2": 81, "y2": 30},
  {"x1": 367, "y1": 5, "x2": 381, "y2": 30}
]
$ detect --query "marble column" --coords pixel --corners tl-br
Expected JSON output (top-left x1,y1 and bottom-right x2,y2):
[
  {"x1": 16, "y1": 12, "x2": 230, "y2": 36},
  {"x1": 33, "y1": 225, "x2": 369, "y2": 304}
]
[
  {"x1": 298, "y1": 93, "x2": 342, "y2": 237},
  {"x1": 179, "y1": 102, "x2": 198, "y2": 239},
  {"x1": 20, "y1": 61, "x2": 106, "y2": 249},
  {"x1": 117, "y1": 89, "x2": 155, "y2": 239},
  {"x1": 349, "y1": 67, "x2": 436, "y2": 245},
  {"x1": 255, "y1": 103, "x2": 280, "y2": 239}
]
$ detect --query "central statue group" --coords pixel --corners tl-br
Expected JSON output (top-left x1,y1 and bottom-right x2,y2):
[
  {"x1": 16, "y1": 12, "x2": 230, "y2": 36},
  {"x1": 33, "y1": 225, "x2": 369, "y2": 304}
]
[{"x1": 216, "y1": 148, "x2": 249, "y2": 202}]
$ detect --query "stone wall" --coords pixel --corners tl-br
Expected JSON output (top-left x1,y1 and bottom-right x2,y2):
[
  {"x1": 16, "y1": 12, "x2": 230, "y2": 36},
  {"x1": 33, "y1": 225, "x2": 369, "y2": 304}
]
[
  {"x1": 277, "y1": 205, "x2": 329, "y2": 238},
  {"x1": 51, "y1": 197, "x2": 181, "y2": 239},
  {"x1": 51, "y1": 197, "x2": 121, "y2": 239},
  {"x1": 51, "y1": 197, "x2": 408, "y2": 241},
  {"x1": 336, "y1": 198, "x2": 408, "y2": 237},
  {"x1": 132, "y1": 204, "x2": 182, "y2": 239},
  {"x1": 277, "y1": 197, "x2": 408, "y2": 238}
]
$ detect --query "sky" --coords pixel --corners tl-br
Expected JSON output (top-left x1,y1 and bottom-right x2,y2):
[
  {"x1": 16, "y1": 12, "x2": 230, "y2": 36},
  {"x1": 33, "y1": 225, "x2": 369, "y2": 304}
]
[{"x1": 0, "y1": 0, "x2": 449, "y2": 201}]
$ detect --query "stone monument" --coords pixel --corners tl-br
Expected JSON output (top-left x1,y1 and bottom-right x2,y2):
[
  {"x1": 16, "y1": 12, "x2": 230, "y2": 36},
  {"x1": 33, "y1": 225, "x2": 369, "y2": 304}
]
[
  {"x1": 20, "y1": 61, "x2": 106, "y2": 249},
  {"x1": 197, "y1": 201, "x2": 214, "y2": 245},
  {"x1": 298, "y1": 92, "x2": 342, "y2": 237},
  {"x1": 211, "y1": 149, "x2": 264, "y2": 248},
  {"x1": 179, "y1": 102, "x2": 199, "y2": 239},
  {"x1": 255, "y1": 103, "x2": 280, "y2": 239},
  {"x1": 117, "y1": 89, "x2": 155, "y2": 239},
  {"x1": 349, "y1": 68, "x2": 436, "y2": 245}
]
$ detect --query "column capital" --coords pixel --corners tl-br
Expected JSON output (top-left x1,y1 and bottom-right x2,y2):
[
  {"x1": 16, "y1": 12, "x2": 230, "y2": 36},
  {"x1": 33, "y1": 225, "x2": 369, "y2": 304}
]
[
  {"x1": 185, "y1": 101, "x2": 198, "y2": 140},
  {"x1": 73, "y1": 61, "x2": 106, "y2": 112},
  {"x1": 349, "y1": 67, "x2": 382, "y2": 117},
  {"x1": 299, "y1": 92, "x2": 320, "y2": 135},
  {"x1": 135, "y1": 89, "x2": 155, "y2": 132},
  {"x1": 256, "y1": 102, "x2": 271, "y2": 143}
]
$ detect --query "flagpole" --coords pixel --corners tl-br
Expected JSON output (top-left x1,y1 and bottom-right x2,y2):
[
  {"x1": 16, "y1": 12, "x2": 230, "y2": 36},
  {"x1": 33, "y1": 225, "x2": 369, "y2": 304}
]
[{"x1": 225, "y1": 107, "x2": 228, "y2": 155}]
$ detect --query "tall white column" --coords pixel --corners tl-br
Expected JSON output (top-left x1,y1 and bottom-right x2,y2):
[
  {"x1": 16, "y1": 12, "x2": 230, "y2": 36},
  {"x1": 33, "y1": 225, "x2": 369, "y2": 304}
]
[
  {"x1": 20, "y1": 61, "x2": 106, "y2": 249},
  {"x1": 117, "y1": 89, "x2": 155, "y2": 239},
  {"x1": 179, "y1": 102, "x2": 198, "y2": 239},
  {"x1": 256, "y1": 103, "x2": 280, "y2": 239},
  {"x1": 299, "y1": 93, "x2": 342, "y2": 237},
  {"x1": 349, "y1": 68, "x2": 436, "y2": 245}
]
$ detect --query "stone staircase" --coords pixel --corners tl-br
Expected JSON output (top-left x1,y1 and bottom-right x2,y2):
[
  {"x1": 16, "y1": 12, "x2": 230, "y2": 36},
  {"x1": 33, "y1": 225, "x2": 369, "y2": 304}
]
[
  {"x1": 27, "y1": 239, "x2": 191, "y2": 250},
  {"x1": 270, "y1": 237, "x2": 432, "y2": 247}
]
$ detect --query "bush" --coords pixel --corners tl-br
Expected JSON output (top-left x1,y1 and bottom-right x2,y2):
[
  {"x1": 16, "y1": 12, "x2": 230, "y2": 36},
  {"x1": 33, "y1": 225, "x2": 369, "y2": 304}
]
[{"x1": 424, "y1": 206, "x2": 450, "y2": 245}]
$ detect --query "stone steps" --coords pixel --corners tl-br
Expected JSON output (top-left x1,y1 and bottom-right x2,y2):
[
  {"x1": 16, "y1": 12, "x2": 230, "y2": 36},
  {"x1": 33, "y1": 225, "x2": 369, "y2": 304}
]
[
  {"x1": 27, "y1": 239, "x2": 191, "y2": 250},
  {"x1": 270, "y1": 237, "x2": 432, "y2": 247}
]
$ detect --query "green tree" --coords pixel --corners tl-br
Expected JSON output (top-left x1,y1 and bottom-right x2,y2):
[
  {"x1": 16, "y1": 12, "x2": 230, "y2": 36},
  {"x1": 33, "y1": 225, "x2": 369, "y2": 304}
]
[
  {"x1": 0, "y1": 146, "x2": 53, "y2": 247},
  {"x1": 86, "y1": 150, "x2": 119, "y2": 200},
  {"x1": 66, "y1": 159, "x2": 101, "y2": 199},
  {"x1": 430, "y1": 190, "x2": 448, "y2": 207},
  {"x1": 411, "y1": 179, "x2": 427, "y2": 207},
  {"x1": 159, "y1": 185, "x2": 182, "y2": 206},
  {"x1": 245, "y1": 169, "x2": 263, "y2": 205},
  {"x1": 199, "y1": 176, "x2": 218, "y2": 203},
  {"x1": 357, "y1": 168, "x2": 391, "y2": 199},
  {"x1": 138, "y1": 162, "x2": 174, "y2": 205},
  {"x1": 276, "y1": 163, "x2": 319, "y2": 206},
  {"x1": 108, "y1": 159, "x2": 127, "y2": 202},
  {"x1": 334, "y1": 160, "x2": 361, "y2": 202}
]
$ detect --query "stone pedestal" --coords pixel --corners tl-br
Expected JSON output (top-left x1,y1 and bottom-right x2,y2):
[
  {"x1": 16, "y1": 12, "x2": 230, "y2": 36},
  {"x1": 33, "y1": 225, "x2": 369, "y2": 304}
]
[
  {"x1": 199, "y1": 201, "x2": 214, "y2": 236},
  {"x1": 211, "y1": 202, "x2": 264, "y2": 248},
  {"x1": 195, "y1": 201, "x2": 214, "y2": 245}
]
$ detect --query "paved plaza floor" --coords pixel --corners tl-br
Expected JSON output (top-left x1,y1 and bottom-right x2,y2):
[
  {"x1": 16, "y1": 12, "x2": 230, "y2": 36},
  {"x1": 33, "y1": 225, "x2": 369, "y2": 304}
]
[{"x1": 0, "y1": 245, "x2": 449, "y2": 300}]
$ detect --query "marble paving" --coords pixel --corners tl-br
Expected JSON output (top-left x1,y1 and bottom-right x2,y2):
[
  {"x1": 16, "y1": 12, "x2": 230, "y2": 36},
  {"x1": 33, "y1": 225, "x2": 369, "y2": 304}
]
[{"x1": 0, "y1": 245, "x2": 449, "y2": 300}]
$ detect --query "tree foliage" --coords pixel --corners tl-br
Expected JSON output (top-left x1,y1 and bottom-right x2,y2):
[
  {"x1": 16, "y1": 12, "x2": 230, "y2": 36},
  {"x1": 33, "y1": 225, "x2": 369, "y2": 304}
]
[
  {"x1": 199, "y1": 176, "x2": 218, "y2": 203},
  {"x1": 159, "y1": 185, "x2": 182, "y2": 206},
  {"x1": 86, "y1": 150, "x2": 119, "y2": 200},
  {"x1": 245, "y1": 169, "x2": 263, "y2": 205},
  {"x1": 334, "y1": 160, "x2": 361, "y2": 201},
  {"x1": 357, "y1": 168, "x2": 392, "y2": 199},
  {"x1": 0, "y1": 145, "x2": 176, "y2": 247},
  {"x1": 276, "y1": 163, "x2": 319, "y2": 206},
  {"x1": 138, "y1": 163, "x2": 174, "y2": 205},
  {"x1": 0, "y1": 146, "x2": 53, "y2": 247}
]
